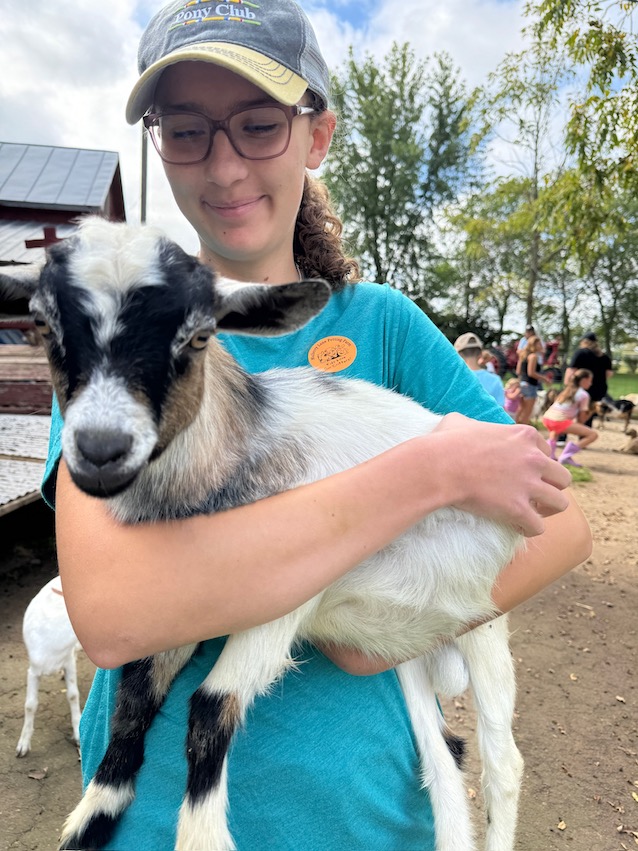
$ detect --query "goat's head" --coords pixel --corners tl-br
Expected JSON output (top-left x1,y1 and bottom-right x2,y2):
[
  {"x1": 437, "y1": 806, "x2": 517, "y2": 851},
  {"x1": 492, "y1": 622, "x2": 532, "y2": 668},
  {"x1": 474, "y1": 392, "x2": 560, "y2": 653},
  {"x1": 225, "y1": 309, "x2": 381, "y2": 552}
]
[{"x1": 0, "y1": 217, "x2": 330, "y2": 497}]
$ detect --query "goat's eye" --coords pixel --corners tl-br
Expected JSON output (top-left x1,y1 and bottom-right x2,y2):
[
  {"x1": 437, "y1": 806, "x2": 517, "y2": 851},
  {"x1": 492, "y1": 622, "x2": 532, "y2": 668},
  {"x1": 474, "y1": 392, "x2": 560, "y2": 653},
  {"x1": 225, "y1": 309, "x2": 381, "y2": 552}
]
[
  {"x1": 189, "y1": 331, "x2": 211, "y2": 350},
  {"x1": 33, "y1": 316, "x2": 52, "y2": 337}
]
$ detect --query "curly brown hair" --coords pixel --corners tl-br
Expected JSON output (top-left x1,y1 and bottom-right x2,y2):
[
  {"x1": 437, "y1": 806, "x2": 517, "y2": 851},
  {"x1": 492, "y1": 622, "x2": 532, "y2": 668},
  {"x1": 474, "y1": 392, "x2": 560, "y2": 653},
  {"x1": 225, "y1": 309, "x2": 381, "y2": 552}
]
[{"x1": 293, "y1": 174, "x2": 361, "y2": 290}]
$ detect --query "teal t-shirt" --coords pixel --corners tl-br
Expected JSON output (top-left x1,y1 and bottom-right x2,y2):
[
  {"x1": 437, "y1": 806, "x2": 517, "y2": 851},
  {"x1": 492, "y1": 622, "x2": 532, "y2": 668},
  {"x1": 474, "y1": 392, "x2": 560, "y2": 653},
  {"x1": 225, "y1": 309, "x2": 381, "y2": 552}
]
[{"x1": 43, "y1": 283, "x2": 510, "y2": 851}]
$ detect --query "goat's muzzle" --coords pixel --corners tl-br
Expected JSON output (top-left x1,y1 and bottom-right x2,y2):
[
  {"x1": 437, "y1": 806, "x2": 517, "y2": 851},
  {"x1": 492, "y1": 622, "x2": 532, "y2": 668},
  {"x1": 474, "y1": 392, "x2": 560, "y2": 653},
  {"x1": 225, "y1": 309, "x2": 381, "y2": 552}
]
[{"x1": 71, "y1": 428, "x2": 139, "y2": 497}]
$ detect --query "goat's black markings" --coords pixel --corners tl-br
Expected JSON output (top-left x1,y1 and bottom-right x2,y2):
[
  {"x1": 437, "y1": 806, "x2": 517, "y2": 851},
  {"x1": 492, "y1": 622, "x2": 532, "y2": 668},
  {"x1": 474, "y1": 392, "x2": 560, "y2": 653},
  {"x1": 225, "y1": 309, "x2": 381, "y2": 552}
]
[
  {"x1": 185, "y1": 690, "x2": 239, "y2": 803},
  {"x1": 60, "y1": 659, "x2": 171, "y2": 850},
  {"x1": 93, "y1": 658, "x2": 163, "y2": 786},
  {"x1": 443, "y1": 730, "x2": 466, "y2": 771},
  {"x1": 59, "y1": 811, "x2": 121, "y2": 851}
]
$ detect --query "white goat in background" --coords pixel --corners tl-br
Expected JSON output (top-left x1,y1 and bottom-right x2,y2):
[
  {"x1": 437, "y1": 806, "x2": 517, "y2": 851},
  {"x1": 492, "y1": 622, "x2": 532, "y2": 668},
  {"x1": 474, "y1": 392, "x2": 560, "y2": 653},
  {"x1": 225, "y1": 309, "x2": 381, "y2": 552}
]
[
  {"x1": 15, "y1": 576, "x2": 81, "y2": 757},
  {"x1": 1, "y1": 217, "x2": 524, "y2": 851}
]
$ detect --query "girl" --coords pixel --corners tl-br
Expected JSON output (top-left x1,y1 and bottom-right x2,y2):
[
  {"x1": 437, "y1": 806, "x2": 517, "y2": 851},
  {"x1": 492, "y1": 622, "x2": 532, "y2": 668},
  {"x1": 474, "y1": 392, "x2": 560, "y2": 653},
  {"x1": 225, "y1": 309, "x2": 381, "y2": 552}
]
[
  {"x1": 516, "y1": 335, "x2": 552, "y2": 424},
  {"x1": 44, "y1": 2, "x2": 591, "y2": 848},
  {"x1": 504, "y1": 377, "x2": 522, "y2": 417},
  {"x1": 542, "y1": 369, "x2": 598, "y2": 465}
]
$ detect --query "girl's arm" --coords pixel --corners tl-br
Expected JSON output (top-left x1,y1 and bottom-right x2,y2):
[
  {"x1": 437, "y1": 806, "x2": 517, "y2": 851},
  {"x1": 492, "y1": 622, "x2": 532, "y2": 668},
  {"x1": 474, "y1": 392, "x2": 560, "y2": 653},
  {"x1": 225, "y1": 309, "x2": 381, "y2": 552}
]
[
  {"x1": 526, "y1": 354, "x2": 548, "y2": 383},
  {"x1": 55, "y1": 417, "x2": 573, "y2": 669}
]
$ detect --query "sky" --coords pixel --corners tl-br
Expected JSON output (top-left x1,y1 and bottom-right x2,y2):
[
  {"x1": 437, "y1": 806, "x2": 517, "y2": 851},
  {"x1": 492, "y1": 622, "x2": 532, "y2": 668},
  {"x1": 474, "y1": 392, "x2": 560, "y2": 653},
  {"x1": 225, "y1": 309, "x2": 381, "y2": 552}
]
[{"x1": 0, "y1": 0, "x2": 526, "y2": 255}]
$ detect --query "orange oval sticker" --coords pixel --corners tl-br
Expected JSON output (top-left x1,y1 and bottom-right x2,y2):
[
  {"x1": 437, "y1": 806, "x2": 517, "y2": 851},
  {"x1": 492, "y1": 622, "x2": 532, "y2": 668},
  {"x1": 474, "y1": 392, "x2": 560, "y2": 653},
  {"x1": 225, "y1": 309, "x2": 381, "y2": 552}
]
[{"x1": 308, "y1": 336, "x2": 357, "y2": 373}]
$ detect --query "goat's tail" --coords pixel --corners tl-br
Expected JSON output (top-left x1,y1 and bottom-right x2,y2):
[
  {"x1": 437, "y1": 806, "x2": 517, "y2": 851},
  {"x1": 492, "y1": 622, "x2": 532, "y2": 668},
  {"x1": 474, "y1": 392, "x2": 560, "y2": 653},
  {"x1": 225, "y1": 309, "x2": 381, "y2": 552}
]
[{"x1": 59, "y1": 646, "x2": 198, "y2": 850}]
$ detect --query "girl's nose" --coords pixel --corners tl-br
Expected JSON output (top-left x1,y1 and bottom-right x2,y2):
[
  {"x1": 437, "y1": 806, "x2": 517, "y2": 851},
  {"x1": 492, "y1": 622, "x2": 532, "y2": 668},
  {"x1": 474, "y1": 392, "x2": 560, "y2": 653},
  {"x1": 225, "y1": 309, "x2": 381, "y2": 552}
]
[{"x1": 202, "y1": 130, "x2": 249, "y2": 185}]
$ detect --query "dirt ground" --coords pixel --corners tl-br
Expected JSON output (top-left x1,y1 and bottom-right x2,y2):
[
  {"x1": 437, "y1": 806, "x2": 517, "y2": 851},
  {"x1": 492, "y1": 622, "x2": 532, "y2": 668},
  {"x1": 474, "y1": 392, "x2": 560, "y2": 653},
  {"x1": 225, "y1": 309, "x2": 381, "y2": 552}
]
[{"x1": 0, "y1": 424, "x2": 636, "y2": 851}]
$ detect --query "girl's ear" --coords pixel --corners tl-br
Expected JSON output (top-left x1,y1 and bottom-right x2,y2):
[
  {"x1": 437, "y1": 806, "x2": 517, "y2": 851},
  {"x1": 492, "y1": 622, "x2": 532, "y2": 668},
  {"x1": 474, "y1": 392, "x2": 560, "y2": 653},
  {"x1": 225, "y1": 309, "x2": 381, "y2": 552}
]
[{"x1": 306, "y1": 110, "x2": 337, "y2": 170}]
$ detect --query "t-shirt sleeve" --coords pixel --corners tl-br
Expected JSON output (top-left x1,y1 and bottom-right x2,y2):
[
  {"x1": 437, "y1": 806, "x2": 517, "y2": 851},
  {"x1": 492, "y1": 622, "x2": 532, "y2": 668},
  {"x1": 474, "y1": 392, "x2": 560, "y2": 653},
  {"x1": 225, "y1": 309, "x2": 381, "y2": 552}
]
[
  {"x1": 41, "y1": 395, "x2": 63, "y2": 509},
  {"x1": 577, "y1": 389, "x2": 591, "y2": 413},
  {"x1": 381, "y1": 286, "x2": 511, "y2": 425}
]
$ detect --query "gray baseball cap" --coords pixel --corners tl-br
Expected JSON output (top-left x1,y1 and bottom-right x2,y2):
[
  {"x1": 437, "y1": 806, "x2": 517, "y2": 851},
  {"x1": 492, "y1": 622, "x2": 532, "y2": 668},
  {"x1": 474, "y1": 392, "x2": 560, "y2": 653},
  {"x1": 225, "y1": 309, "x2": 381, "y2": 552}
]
[
  {"x1": 454, "y1": 332, "x2": 483, "y2": 352},
  {"x1": 126, "y1": 0, "x2": 330, "y2": 124}
]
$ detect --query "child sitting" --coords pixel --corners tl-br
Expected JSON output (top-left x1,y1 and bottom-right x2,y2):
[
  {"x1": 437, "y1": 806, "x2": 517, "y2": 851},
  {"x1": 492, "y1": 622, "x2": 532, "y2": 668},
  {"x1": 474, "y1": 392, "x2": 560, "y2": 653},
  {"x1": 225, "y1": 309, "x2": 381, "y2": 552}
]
[{"x1": 542, "y1": 369, "x2": 598, "y2": 466}]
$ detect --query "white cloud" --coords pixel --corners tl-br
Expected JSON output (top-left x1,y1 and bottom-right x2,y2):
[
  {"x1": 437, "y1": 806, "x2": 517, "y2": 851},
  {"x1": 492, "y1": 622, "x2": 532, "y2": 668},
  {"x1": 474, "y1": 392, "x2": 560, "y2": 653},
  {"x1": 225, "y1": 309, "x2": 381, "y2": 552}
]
[
  {"x1": 310, "y1": 0, "x2": 526, "y2": 88},
  {"x1": 0, "y1": 0, "x2": 526, "y2": 257}
]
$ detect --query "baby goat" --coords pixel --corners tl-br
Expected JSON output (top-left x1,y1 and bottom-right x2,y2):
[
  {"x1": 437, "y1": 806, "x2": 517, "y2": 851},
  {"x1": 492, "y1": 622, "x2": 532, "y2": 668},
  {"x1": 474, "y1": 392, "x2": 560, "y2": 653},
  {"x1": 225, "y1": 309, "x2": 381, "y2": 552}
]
[
  {"x1": 1, "y1": 218, "x2": 524, "y2": 851},
  {"x1": 16, "y1": 576, "x2": 81, "y2": 757}
]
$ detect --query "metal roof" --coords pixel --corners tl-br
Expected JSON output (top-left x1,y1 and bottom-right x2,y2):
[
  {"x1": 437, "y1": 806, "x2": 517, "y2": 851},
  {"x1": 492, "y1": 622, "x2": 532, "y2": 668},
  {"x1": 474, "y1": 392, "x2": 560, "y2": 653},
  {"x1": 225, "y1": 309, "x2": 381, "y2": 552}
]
[
  {"x1": 0, "y1": 142, "x2": 120, "y2": 212},
  {"x1": 0, "y1": 220, "x2": 78, "y2": 264}
]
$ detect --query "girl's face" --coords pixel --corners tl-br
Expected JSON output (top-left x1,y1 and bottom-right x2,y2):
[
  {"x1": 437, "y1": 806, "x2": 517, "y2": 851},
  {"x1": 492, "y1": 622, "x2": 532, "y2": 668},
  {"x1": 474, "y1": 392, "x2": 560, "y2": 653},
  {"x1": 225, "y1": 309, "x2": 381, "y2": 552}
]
[
  {"x1": 153, "y1": 62, "x2": 335, "y2": 283},
  {"x1": 580, "y1": 374, "x2": 593, "y2": 390}
]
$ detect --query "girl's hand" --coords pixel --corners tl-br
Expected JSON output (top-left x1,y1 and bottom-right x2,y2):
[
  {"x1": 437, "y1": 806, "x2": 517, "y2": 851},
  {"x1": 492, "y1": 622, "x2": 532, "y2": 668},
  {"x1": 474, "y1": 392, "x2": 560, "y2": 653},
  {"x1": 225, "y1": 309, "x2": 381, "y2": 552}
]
[
  {"x1": 323, "y1": 415, "x2": 574, "y2": 676},
  {"x1": 431, "y1": 413, "x2": 571, "y2": 536}
]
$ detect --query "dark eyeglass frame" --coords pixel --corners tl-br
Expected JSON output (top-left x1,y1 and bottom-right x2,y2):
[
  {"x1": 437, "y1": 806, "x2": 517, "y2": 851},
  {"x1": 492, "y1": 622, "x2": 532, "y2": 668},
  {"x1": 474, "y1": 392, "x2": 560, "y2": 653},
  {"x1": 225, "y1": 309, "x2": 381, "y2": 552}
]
[{"x1": 143, "y1": 103, "x2": 318, "y2": 164}]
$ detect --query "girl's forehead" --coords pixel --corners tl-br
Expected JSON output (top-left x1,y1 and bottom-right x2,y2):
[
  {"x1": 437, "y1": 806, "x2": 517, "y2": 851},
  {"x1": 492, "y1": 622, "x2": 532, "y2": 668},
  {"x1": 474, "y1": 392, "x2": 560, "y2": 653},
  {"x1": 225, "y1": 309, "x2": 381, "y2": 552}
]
[{"x1": 155, "y1": 62, "x2": 279, "y2": 113}]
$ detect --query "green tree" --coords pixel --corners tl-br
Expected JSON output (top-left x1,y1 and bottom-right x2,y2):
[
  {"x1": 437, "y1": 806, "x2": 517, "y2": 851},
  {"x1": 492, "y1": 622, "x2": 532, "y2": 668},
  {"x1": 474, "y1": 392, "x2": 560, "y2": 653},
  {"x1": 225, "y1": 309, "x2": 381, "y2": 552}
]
[
  {"x1": 324, "y1": 43, "x2": 426, "y2": 290},
  {"x1": 323, "y1": 44, "x2": 482, "y2": 305},
  {"x1": 476, "y1": 41, "x2": 572, "y2": 325},
  {"x1": 529, "y1": 0, "x2": 638, "y2": 189}
]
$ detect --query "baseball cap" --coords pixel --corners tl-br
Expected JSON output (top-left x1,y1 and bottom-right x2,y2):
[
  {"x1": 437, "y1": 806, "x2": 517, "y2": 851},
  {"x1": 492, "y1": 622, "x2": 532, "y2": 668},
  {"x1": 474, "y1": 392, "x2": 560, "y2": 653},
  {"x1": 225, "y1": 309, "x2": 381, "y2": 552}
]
[
  {"x1": 454, "y1": 332, "x2": 483, "y2": 352},
  {"x1": 126, "y1": 0, "x2": 330, "y2": 124},
  {"x1": 583, "y1": 331, "x2": 597, "y2": 342}
]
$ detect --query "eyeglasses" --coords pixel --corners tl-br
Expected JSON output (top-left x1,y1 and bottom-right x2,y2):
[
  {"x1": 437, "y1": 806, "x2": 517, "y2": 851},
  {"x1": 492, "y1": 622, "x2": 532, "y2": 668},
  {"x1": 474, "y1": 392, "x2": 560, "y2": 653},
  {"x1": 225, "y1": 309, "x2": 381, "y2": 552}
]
[{"x1": 143, "y1": 103, "x2": 317, "y2": 164}]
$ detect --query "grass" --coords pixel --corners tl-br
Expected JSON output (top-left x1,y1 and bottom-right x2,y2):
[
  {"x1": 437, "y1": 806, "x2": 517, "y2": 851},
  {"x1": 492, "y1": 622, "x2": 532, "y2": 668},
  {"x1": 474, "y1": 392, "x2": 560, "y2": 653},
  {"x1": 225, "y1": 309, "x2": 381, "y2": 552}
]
[
  {"x1": 566, "y1": 465, "x2": 593, "y2": 483},
  {"x1": 608, "y1": 373, "x2": 638, "y2": 397}
]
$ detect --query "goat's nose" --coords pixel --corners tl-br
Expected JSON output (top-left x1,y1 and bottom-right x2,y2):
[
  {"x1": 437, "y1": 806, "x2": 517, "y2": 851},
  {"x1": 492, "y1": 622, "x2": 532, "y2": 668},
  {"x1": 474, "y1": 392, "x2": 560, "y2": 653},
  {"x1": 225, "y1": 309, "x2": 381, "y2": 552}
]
[{"x1": 76, "y1": 430, "x2": 133, "y2": 468}]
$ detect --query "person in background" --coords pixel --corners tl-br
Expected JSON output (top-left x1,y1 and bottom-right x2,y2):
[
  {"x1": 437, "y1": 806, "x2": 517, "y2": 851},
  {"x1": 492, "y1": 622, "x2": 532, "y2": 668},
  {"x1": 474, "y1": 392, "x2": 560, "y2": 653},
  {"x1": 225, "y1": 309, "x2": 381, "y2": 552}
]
[
  {"x1": 43, "y1": 2, "x2": 591, "y2": 848},
  {"x1": 516, "y1": 335, "x2": 552, "y2": 425},
  {"x1": 478, "y1": 349, "x2": 497, "y2": 373},
  {"x1": 517, "y1": 325, "x2": 536, "y2": 354},
  {"x1": 542, "y1": 369, "x2": 598, "y2": 465},
  {"x1": 518, "y1": 324, "x2": 544, "y2": 368},
  {"x1": 564, "y1": 332, "x2": 613, "y2": 427},
  {"x1": 504, "y1": 377, "x2": 523, "y2": 418},
  {"x1": 454, "y1": 332, "x2": 505, "y2": 406}
]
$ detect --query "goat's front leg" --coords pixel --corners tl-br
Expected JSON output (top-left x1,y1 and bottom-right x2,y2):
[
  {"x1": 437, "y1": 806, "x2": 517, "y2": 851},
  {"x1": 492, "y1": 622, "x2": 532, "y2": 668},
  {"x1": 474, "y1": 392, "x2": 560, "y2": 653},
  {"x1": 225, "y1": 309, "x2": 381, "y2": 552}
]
[
  {"x1": 15, "y1": 665, "x2": 40, "y2": 757},
  {"x1": 456, "y1": 616, "x2": 524, "y2": 851},
  {"x1": 175, "y1": 607, "x2": 313, "y2": 851},
  {"x1": 59, "y1": 644, "x2": 197, "y2": 851}
]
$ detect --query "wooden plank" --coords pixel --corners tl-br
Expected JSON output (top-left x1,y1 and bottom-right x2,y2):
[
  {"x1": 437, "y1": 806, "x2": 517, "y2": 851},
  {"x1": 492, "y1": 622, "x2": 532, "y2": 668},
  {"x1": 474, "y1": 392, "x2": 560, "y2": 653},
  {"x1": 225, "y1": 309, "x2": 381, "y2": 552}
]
[
  {"x1": 0, "y1": 317, "x2": 35, "y2": 331},
  {"x1": 0, "y1": 343, "x2": 52, "y2": 413},
  {"x1": 0, "y1": 385, "x2": 52, "y2": 414},
  {"x1": 0, "y1": 363, "x2": 52, "y2": 380},
  {"x1": 0, "y1": 344, "x2": 48, "y2": 361}
]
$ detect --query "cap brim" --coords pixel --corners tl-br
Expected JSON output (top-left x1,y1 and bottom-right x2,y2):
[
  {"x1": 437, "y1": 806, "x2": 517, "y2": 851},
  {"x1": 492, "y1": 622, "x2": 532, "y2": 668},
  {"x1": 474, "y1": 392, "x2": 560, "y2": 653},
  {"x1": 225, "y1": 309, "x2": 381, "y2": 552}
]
[{"x1": 126, "y1": 43, "x2": 309, "y2": 124}]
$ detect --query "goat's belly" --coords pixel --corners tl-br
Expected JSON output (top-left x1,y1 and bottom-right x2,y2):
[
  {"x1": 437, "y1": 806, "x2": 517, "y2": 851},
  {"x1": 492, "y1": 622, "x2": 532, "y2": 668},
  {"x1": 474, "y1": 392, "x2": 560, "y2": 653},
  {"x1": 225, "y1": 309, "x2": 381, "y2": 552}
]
[
  {"x1": 304, "y1": 515, "x2": 520, "y2": 661},
  {"x1": 306, "y1": 596, "x2": 478, "y2": 661}
]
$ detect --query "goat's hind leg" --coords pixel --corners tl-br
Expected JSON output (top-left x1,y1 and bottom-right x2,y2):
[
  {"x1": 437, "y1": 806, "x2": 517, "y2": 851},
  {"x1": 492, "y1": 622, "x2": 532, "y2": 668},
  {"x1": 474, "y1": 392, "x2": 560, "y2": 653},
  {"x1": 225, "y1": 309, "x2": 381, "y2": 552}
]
[
  {"x1": 456, "y1": 616, "x2": 524, "y2": 851},
  {"x1": 59, "y1": 644, "x2": 197, "y2": 851},
  {"x1": 397, "y1": 657, "x2": 477, "y2": 851},
  {"x1": 175, "y1": 609, "x2": 311, "y2": 851},
  {"x1": 63, "y1": 651, "x2": 81, "y2": 747}
]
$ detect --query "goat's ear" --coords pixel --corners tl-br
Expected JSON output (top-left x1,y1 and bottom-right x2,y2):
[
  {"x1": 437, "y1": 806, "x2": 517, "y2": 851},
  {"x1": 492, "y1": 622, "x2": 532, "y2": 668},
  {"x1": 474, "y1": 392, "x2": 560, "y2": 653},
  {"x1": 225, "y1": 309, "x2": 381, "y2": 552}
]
[
  {"x1": 214, "y1": 279, "x2": 331, "y2": 336},
  {"x1": 0, "y1": 263, "x2": 42, "y2": 301}
]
